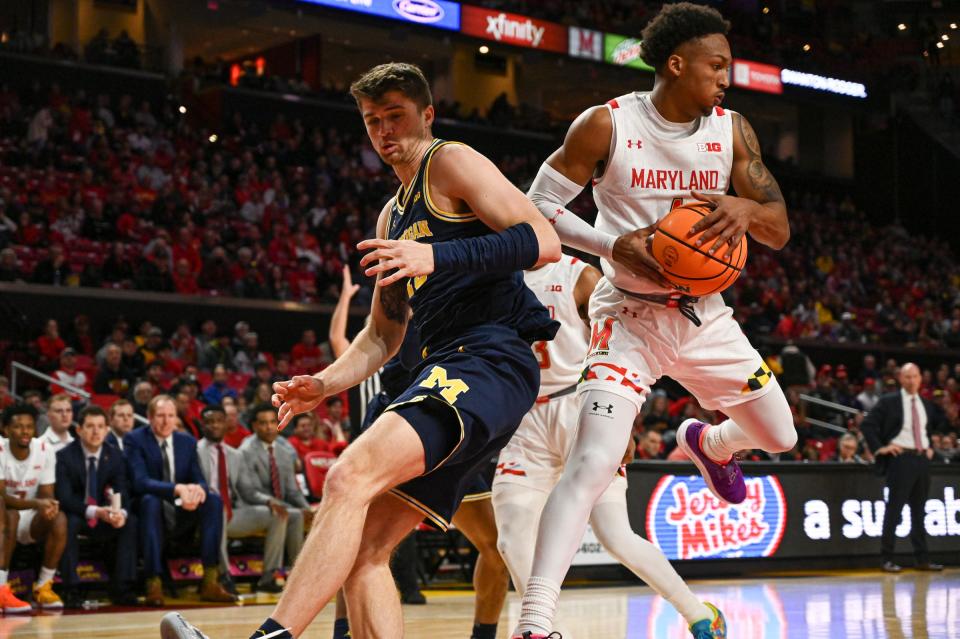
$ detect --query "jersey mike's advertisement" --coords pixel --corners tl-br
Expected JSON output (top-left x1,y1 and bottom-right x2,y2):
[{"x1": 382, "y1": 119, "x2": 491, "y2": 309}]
[{"x1": 625, "y1": 463, "x2": 960, "y2": 561}]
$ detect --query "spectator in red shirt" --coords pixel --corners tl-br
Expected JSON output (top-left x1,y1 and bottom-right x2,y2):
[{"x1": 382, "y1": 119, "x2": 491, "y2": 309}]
[
  {"x1": 318, "y1": 397, "x2": 349, "y2": 447},
  {"x1": 51, "y1": 347, "x2": 90, "y2": 399},
  {"x1": 634, "y1": 430, "x2": 664, "y2": 461},
  {"x1": 36, "y1": 318, "x2": 66, "y2": 369},
  {"x1": 173, "y1": 258, "x2": 199, "y2": 295},
  {"x1": 288, "y1": 413, "x2": 331, "y2": 462},
  {"x1": 222, "y1": 401, "x2": 252, "y2": 448},
  {"x1": 290, "y1": 329, "x2": 323, "y2": 373}
]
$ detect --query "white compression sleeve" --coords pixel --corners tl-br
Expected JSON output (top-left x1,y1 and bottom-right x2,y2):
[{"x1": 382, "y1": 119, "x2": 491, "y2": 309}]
[{"x1": 528, "y1": 162, "x2": 617, "y2": 260}]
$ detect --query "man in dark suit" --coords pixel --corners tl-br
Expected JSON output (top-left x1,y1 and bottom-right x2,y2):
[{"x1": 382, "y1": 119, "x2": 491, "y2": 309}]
[
  {"x1": 861, "y1": 363, "x2": 947, "y2": 572},
  {"x1": 105, "y1": 398, "x2": 136, "y2": 453},
  {"x1": 55, "y1": 405, "x2": 138, "y2": 607},
  {"x1": 125, "y1": 395, "x2": 235, "y2": 605}
]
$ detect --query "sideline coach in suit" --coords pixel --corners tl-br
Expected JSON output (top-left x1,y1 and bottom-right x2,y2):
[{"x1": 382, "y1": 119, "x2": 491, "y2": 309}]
[
  {"x1": 125, "y1": 395, "x2": 236, "y2": 605},
  {"x1": 861, "y1": 363, "x2": 947, "y2": 572},
  {"x1": 55, "y1": 405, "x2": 137, "y2": 607}
]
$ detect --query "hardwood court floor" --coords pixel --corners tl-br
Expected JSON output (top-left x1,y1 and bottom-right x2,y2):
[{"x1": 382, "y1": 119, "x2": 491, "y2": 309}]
[{"x1": 2, "y1": 569, "x2": 957, "y2": 638}]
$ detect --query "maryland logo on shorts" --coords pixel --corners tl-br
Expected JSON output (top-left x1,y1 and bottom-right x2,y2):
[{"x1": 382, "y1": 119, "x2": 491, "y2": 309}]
[{"x1": 741, "y1": 361, "x2": 774, "y2": 394}]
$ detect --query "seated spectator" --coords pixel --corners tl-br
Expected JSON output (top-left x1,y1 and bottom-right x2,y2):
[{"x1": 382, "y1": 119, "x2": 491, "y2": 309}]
[
  {"x1": 857, "y1": 378, "x2": 881, "y2": 412},
  {"x1": 55, "y1": 406, "x2": 138, "y2": 607},
  {"x1": 106, "y1": 398, "x2": 136, "y2": 452},
  {"x1": 834, "y1": 433, "x2": 867, "y2": 464},
  {"x1": 239, "y1": 404, "x2": 310, "y2": 559},
  {"x1": 222, "y1": 401, "x2": 251, "y2": 448},
  {"x1": 0, "y1": 248, "x2": 20, "y2": 282},
  {"x1": 243, "y1": 362, "x2": 274, "y2": 403},
  {"x1": 40, "y1": 393, "x2": 74, "y2": 453},
  {"x1": 199, "y1": 333, "x2": 234, "y2": 372},
  {"x1": 32, "y1": 243, "x2": 70, "y2": 286},
  {"x1": 173, "y1": 390, "x2": 203, "y2": 439},
  {"x1": 288, "y1": 413, "x2": 336, "y2": 462},
  {"x1": 50, "y1": 347, "x2": 89, "y2": 399},
  {"x1": 635, "y1": 430, "x2": 664, "y2": 461},
  {"x1": 197, "y1": 406, "x2": 300, "y2": 594},
  {"x1": 233, "y1": 331, "x2": 267, "y2": 375},
  {"x1": 94, "y1": 343, "x2": 134, "y2": 395},
  {"x1": 1, "y1": 404, "x2": 66, "y2": 609},
  {"x1": 290, "y1": 329, "x2": 323, "y2": 372},
  {"x1": 0, "y1": 376, "x2": 12, "y2": 410},
  {"x1": 124, "y1": 395, "x2": 235, "y2": 606},
  {"x1": 121, "y1": 336, "x2": 146, "y2": 379},
  {"x1": 130, "y1": 380, "x2": 155, "y2": 417},
  {"x1": 320, "y1": 396, "x2": 351, "y2": 441},
  {"x1": 202, "y1": 365, "x2": 237, "y2": 406},
  {"x1": 36, "y1": 319, "x2": 65, "y2": 370},
  {"x1": 140, "y1": 326, "x2": 165, "y2": 365}
]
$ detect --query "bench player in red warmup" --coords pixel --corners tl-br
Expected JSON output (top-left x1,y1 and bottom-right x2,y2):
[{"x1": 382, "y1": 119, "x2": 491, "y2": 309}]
[{"x1": 512, "y1": 4, "x2": 794, "y2": 637}]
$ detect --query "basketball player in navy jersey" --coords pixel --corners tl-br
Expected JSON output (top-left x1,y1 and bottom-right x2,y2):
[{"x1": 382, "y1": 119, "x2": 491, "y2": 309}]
[
  {"x1": 162, "y1": 62, "x2": 559, "y2": 639},
  {"x1": 513, "y1": 4, "x2": 792, "y2": 638},
  {"x1": 329, "y1": 279, "x2": 510, "y2": 639}
]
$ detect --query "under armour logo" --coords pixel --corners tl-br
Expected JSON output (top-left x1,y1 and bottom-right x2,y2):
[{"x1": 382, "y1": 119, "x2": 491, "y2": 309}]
[
  {"x1": 627, "y1": 139, "x2": 642, "y2": 149},
  {"x1": 592, "y1": 402, "x2": 614, "y2": 414}
]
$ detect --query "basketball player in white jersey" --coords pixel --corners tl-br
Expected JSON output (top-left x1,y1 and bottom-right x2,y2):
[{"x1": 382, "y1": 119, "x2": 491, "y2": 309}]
[
  {"x1": 1, "y1": 404, "x2": 66, "y2": 609},
  {"x1": 494, "y1": 254, "x2": 725, "y2": 637},
  {"x1": 512, "y1": 4, "x2": 793, "y2": 637}
]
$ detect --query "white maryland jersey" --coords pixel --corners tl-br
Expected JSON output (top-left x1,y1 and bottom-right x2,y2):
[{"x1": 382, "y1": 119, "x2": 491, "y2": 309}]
[
  {"x1": 593, "y1": 91, "x2": 735, "y2": 294},
  {"x1": 0, "y1": 438, "x2": 56, "y2": 501},
  {"x1": 524, "y1": 255, "x2": 591, "y2": 395}
]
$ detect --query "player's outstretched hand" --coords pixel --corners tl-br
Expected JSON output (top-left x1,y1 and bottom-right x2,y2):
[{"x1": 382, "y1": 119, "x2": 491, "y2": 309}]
[
  {"x1": 688, "y1": 191, "x2": 754, "y2": 259},
  {"x1": 340, "y1": 265, "x2": 360, "y2": 299},
  {"x1": 358, "y1": 238, "x2": 434, "y2": 287},
  {"x1": 272, "y1": 376, "x2": 326, "y2": 429},
  {"x1": 611, "y1": 225, "x2": 673, "y2": 288}
]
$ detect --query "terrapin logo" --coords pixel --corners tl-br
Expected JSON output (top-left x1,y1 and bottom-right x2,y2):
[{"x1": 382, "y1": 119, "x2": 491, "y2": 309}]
[
  {"x1": 611, "y1": 38, "x2": 643, "y2": 66},
  {"x1": 662, "y1": 245, "x2": 680, "y2": 268},
  {"x1": 393, "y1": 0, "x2": 444, "y2": 23},
  {"x1": 646, "y1": 475, "x2": 786, "y2": 560}
]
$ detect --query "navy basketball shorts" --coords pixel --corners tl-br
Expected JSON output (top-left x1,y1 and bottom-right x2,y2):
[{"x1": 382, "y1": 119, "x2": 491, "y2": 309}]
[{"x1": 383, "y1": 325, "x2": 539, "y2": 530}]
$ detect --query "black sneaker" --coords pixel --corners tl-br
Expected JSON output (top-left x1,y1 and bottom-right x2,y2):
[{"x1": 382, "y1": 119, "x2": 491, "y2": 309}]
[
  {"x1": 401, "y1": 589, "x2": 426, "y2": 605},
  {"x1": 256, "y1": 579, "x2": 284, "y2": 594},
  {"x1": 160, "y1": 612, "x2": 211, "y2": 639}
]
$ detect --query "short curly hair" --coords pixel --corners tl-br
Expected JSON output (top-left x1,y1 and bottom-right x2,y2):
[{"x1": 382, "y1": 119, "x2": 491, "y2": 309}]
[{"x1": 640, "y1": 2, "x2": 730, "y2": 71}]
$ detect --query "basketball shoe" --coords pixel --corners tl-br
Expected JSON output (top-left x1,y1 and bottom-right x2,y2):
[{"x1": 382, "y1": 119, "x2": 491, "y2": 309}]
[
  {"x1": 676, "y1": 419, "x2": 746, "y2": 504},
  {"x1": 0, "y1": 584, "x2": 31, "y2": 614},
  {"x1": 510, "y1": 633, "x2": 562, "y2": 639},
  {"x1": 160, "y1": 613, "x2": 210, "y2": 639},
  {"x1": 689, "y1": 602, "x2": 726, "y2": 638}
]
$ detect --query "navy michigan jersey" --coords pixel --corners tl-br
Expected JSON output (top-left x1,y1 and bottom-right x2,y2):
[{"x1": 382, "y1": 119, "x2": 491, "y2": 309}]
[
  {"x1": 377, "y1": 138, "x2": 559, "y2": 529},
  {"x1": 388, "y1": 139, "x2": 557, "y2": 352}
]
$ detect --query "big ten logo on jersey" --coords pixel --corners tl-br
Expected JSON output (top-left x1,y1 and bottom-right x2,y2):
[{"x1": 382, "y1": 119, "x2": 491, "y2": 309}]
[{"x1": 697, "y1": 142, "x2": 722, "y2": 153}]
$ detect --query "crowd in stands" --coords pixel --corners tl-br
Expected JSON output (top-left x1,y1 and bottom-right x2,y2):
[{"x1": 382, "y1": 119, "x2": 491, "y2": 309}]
[{"x1": 1, "y1": 81, "x2": 956, "y2": 349}]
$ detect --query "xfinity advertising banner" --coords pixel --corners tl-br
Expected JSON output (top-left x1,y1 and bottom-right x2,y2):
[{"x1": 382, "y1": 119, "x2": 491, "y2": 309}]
[
  {"x1": 299, "y1": 0, "x2": 460, "y2": 31},
  {"x1": 603, "y1": 33, "x2": 655, "y2": 72},
  {"x1": 460, "y1": 6, "x2": 567, "y2": 53},
  {"x1": 623, "y1": 463, "x2": 959, "y2": 561}
]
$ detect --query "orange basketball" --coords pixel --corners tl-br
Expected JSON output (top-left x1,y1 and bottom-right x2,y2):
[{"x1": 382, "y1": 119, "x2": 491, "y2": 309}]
[{"x1": 651, "y1": 202, "x2": 747, "y2": 296}]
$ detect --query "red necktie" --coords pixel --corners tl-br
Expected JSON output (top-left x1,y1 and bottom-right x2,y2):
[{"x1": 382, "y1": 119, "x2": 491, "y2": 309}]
[
  {"x1": 217, "y1": 444, "x2": 233, "y2": 522},
  {"x1": 912, "y1": 397, "x2": 923, "y2": 450},
  {"x1": 269, "y1": 445, "x2": 282, "y2": 500}
]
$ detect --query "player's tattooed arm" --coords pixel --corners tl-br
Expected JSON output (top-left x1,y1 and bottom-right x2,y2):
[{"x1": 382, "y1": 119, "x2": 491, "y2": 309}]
[
  {"x1": 690, "y1": 113, "x2": 790, "y2": 255},
  {"x1": 378, "y1": 280, "x2": 409, "y2": 324},
  {"x1": 737, "y1": 114, "x2": 785, "y2": 206}
]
